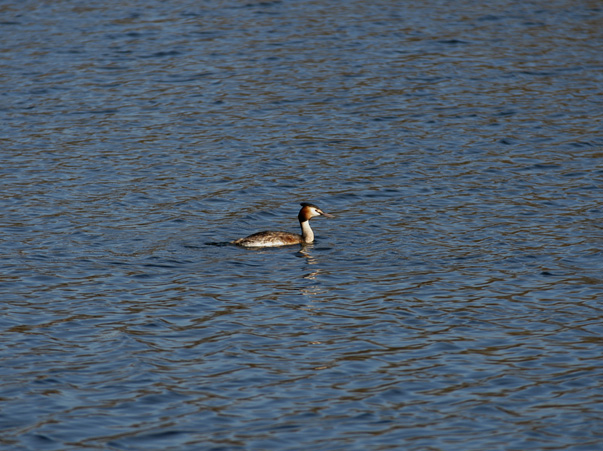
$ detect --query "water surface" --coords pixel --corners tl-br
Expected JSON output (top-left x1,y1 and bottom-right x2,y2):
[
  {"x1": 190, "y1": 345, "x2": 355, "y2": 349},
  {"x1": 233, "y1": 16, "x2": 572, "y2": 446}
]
[{"x1": 1, "y1": 0, "x2": 602, "y2": 449}]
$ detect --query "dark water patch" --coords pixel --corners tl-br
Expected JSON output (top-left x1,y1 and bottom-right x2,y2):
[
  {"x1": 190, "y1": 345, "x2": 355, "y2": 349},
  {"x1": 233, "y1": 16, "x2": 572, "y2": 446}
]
[
  {"x1": 141, "y1": 50, "x2": 182, "y2": 59},
  {"x1": 568, "y1": 141, "x2": 594, "y2": 148},
  {"x1": 438, "y1": 39, "x2": 470, "y2": 45}
]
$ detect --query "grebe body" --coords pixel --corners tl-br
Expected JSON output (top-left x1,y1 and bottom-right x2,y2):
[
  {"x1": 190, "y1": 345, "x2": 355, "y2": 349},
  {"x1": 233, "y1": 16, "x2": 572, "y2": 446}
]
[{"x1": 232, "y1": 203, "x2": 333, "y2": 248}]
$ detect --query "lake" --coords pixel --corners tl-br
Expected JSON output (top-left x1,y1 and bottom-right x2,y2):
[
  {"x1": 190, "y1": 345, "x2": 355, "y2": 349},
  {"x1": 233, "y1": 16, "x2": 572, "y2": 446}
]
[{"x1": 1, "y1": 0, "x2": 602, "y2": 449}]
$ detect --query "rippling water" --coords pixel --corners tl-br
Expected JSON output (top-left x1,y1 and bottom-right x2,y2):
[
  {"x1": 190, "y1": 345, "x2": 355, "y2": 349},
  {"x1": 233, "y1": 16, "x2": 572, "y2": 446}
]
[{"x1": 2, "y1": 0, "x2": 602, "y2": 449}]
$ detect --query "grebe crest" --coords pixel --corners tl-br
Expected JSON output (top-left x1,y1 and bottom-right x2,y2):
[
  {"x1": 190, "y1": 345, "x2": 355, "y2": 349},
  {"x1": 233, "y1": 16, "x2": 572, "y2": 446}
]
[{"x1": 232, "y1": 202, "x2": 334, "y2": 248}]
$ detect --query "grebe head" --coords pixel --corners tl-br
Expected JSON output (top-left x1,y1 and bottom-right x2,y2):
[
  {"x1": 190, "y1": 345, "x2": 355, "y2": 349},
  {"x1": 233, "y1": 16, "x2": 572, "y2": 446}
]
[{"x1": 298, "y1": 202, "x2": 334, "y2": 222}]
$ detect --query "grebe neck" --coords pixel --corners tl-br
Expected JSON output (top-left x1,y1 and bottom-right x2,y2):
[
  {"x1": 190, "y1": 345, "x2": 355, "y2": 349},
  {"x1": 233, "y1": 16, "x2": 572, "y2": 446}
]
[{"x1": 300, "y1": 220, "x2": 314, "y2": 243}]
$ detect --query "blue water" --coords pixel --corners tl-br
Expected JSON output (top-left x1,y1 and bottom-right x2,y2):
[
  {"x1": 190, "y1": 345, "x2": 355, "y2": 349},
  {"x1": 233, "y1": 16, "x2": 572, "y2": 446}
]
[{"x1": 2, "y1": 0, "x2": 603, "y2": 449}]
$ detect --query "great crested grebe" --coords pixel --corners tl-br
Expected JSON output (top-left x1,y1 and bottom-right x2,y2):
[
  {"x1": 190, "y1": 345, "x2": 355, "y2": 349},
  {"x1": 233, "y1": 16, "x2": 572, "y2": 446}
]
[{"x1": 232, "y1": 203, "x2": 334, "y2": 248}]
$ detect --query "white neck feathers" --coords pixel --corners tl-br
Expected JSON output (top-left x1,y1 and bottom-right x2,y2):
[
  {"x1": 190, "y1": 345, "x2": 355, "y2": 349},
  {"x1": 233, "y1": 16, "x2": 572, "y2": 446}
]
[{"x1": 300, "y1": 220, "x2": 314, "y2": 243}]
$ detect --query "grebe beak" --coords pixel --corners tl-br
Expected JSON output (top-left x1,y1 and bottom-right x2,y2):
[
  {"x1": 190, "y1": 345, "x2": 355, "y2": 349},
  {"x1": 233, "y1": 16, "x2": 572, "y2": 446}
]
[{"x1": 318, "y1": 210, "x2": 334, "y2": 218}]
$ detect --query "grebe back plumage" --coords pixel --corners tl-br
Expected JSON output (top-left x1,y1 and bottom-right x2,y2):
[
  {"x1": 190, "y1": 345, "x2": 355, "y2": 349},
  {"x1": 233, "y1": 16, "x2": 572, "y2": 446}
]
[{"x1": 232, "y1": 203, "x2": 333, "y2": 248}]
